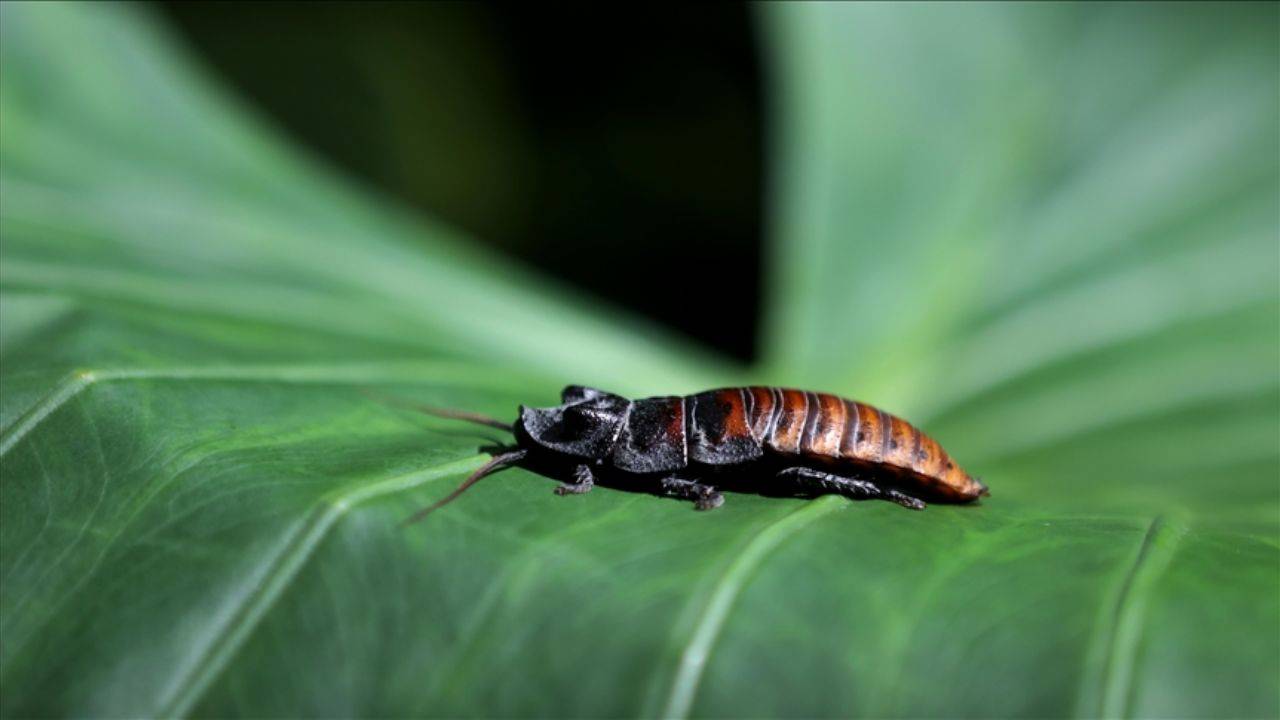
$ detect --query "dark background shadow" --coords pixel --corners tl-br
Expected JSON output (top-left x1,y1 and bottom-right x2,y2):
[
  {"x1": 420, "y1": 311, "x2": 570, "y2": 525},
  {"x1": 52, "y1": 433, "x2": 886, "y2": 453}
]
[{"x1": 161, "y1": 2, "x2": 764, "y2": 362}]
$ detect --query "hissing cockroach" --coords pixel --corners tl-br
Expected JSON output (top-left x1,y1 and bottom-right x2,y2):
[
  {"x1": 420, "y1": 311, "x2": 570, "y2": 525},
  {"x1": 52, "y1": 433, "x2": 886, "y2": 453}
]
[{"x1": 403, "y1": 385, "x2": 988, "y2": 522}]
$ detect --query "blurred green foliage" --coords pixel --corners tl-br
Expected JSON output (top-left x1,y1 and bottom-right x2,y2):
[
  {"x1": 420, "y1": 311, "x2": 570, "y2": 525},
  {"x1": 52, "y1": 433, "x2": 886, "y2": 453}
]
[
  {"x1": 160, "y1": 2, "x2": 766, "y2": 359},
  {"x1": 0, "y1": 2, "x2": 1276, "y2": 718},
  {"x1": 762, "y1": 2, "x2": 1279, "y2": 524}
]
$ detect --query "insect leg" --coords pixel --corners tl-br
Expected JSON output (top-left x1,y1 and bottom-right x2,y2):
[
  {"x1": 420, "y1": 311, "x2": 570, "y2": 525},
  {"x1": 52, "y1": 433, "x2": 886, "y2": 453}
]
[
  {"x1": 660, "y1": 476, "x2": 725, "y2": 511},
  {"x1": 777, "y1": 467, "x2": 926, "y2": 510},
  {"x1": 554, "y1": 464, "x2": 596, "y2": 496}
]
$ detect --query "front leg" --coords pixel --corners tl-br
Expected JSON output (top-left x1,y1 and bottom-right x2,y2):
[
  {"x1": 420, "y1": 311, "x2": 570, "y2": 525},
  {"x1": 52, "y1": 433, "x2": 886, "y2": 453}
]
[
  {"x1": 660, "y1": 476, "x2": 724, "y2": 511},
  {"x1": 554, "y1": 464, "x2": 596, "y2": 496},
  {"x1": 778, "y1": 466, "x2": 925, "y2": 510}
]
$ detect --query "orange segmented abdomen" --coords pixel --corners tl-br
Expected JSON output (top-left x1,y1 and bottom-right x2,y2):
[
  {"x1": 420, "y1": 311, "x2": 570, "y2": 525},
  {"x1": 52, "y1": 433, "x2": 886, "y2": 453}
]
[
  {"x1": 800, "y1": 392, "x2": 847, "y2": 458},
  {"x1": 840, "y1": 401, "x2": 917, "y2": 469},
  {"x1": 746, "y1": 386, "x2": 778, "y2": 440},
  {"x1": 767, "y1": 389, "x2": 811, "y2": 454},
  {"x1": 883, "y1": 415, "x2": 915, "y2": 468},
  {"x1": 912, "y1": 432, "x2": 947, "y2": 479},
  {"x1": 843, "y1": 402, "x2": 887, "y2": 464},
  {"x1": 837, "y1": 399, "x2": 973, "y2": 495},
  {"x1": 739, "y1": 387, "x2": 983, "y2": 501}
]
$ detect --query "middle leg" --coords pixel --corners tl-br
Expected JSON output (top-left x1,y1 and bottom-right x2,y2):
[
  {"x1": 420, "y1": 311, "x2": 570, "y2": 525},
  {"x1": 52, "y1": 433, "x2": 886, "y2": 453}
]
[{"x1": 660, "y1": 476, "x2": 725, "y2": 511}]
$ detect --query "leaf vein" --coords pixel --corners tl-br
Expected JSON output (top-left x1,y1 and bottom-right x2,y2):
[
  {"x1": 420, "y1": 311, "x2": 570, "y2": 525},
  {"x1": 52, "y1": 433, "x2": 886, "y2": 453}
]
[
  {"x1": 155, "y1": 454, "x2": 488, "y2": 717},
  {"x1": 659, "y1": 496, "x2": 844, "y2": 719},
  {"x1": 0, "y1": 361, "x2": 536, "y2": 458},
  {"x1": 1097, "y1": 514, "x2": 1185, "y2": 718}
]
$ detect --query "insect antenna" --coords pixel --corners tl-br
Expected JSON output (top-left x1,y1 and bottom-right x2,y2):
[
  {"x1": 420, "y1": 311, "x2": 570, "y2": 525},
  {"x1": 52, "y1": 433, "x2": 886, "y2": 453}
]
[
  {"x1": 403, "y1": 448, "x2": 528, "y2": 525},
  {"x1": 361, "y1": 389, "x2": 513, "y2": 432}
]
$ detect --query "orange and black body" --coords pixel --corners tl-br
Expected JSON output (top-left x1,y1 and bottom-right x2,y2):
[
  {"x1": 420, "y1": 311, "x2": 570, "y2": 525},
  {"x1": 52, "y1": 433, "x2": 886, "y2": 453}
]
[{"x1": 402, "y1": 385, "x2": 988, "y2": 522}]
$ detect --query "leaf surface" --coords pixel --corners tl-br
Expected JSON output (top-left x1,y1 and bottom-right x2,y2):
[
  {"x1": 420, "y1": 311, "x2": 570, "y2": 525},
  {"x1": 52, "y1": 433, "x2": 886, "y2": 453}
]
[{"x1": 1, "y1": 3, "x2": 1276, "y2": 718}]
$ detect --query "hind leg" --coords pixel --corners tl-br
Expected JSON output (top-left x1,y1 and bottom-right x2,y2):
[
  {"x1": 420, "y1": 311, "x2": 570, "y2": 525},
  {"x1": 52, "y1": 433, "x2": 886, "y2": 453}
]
[
  {"x1": 660, "y1": 476, "x2": 724, "y2": 511},
  {"x1": 777, "y1": 467, "x2": 925, "y2": 510}
]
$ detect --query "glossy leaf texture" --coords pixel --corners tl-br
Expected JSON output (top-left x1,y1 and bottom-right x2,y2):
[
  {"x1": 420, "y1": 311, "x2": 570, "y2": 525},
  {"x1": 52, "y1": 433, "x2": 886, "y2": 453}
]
[{"x1": 1, "y1": 3, "x2": 1277, "y2": 719}]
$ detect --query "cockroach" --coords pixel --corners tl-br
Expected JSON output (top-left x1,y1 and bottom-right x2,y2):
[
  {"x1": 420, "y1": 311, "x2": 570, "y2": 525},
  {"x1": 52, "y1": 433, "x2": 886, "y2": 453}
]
[{"x1": 402, "y1": 386, "x2": 988, "y2": 523}]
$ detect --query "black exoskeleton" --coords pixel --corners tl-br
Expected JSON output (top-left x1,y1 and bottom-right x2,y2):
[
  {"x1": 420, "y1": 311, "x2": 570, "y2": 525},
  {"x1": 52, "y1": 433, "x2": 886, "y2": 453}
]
[{"x1": 400, "y1": 384, "x2": 988, "y2": 523}]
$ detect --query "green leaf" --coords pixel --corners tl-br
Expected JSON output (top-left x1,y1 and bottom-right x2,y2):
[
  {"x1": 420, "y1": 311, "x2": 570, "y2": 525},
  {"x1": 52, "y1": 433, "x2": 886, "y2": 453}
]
[
  {"x1": 1, "y1": 3, "x2": 1276, "y2": 719},
  {"x1": 759, "y1": 2, "x2": 1278, "y2": 522},
  {"x1": 0, "y1": 2, "x2": 733, "y2": 399},
  {"x1": 755, "y1": 2, "x2": 1278, "y2": 716}
]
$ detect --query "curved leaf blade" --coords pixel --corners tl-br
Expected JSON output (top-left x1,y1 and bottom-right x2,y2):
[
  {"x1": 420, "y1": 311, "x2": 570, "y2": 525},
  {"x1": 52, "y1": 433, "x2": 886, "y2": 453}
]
[{"x1": 0, "y1": 3, "x2": 1275, "y2": 719}]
